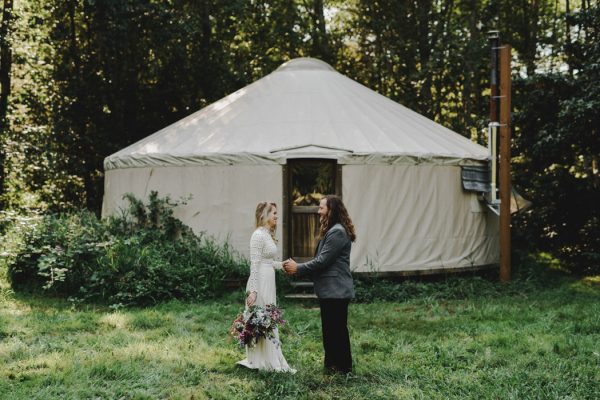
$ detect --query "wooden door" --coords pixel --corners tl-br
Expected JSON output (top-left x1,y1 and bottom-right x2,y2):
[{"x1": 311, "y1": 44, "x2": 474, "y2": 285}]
[{"x1": 283, "y1": 159, "x2": 340, "y2": 262}]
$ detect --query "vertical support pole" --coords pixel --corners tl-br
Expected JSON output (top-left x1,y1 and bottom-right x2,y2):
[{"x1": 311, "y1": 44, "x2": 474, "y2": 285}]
[
  {"x1": 488, "y1": 123, "x2": 499, "y2": 203},
  {"x1": 489, "y1": 31, "x2": 500, "y2": 123},
  {"x1": 499, "y1": 45, "x2": 512, "y2": 282},
  {"x1": 488, "y1": 31, "x2": 500, "y2": 205},
  {"x1": 282, "y1": 164, "x2": 289, "y2": 261}
]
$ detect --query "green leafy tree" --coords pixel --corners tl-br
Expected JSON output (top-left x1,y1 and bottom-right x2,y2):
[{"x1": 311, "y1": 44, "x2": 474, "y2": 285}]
[
  {"x1": 513, "y1": 4, "x2": 600, "y2": 274},
  {"x1": 0, "y1": 0, "x2": 15, "y2": 210}
]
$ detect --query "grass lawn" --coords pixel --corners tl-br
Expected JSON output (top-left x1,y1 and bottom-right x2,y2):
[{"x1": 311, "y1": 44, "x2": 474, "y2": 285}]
[{"x1": 1, "y1": 274, "x2": 599, "y2": 399}]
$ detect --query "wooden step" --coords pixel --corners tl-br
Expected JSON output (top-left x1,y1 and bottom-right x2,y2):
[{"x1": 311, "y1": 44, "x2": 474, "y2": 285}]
[
  {"x1": 289, "y1": 281, "x2": 314, "y2": 288},
  {"x1": 284, "y1": 293, "x2": 318, "y2": 299}
]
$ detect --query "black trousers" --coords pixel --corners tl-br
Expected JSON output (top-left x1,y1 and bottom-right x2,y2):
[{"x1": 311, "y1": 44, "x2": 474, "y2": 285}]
[{"x1": 319, "y1": 298, "x2": 352, "y2": 373}]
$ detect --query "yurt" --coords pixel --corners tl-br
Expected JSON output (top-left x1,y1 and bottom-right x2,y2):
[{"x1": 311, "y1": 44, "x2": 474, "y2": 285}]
[{"x1": 103, "y1": 57, "x2": 499, "y2": 273}]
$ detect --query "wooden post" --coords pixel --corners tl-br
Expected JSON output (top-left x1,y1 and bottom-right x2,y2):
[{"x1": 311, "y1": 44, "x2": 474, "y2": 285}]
[{"x1": 499, "y1": 45, "x2": 511, "y2": 282}]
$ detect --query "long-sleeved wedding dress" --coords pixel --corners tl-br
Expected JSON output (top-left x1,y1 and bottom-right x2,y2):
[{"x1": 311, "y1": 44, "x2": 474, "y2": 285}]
[{"x1": 236, "y1": 226, "x2": 296, "y2": 373}]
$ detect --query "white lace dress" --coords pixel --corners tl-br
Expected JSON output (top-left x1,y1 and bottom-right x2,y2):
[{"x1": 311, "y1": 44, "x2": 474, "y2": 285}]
[{"x1": 236, "y1": 227, "x2": 296, "y2": 373}]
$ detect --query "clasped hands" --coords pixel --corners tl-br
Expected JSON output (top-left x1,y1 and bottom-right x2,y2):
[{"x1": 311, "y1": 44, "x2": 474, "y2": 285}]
[{"x1": 282, "y1": 258, "x2": 298, "y2": 275}]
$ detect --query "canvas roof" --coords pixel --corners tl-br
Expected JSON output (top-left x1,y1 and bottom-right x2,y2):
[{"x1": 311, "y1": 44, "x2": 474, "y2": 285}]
[{"x1": 104, "y1": 58, "x2": 489, "y2": 170}]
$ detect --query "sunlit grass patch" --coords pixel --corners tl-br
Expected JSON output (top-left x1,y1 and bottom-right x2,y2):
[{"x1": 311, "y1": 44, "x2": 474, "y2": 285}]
[
  {"x1": 573, "y1": 275, "x2": 600, "y2": 296},
  {"x1": 534, "y1": 251, "x2": 569, "y2": 273},
  {"x1": 581, "y1": 275, "x2": 600, "y2": 286},
  {"x1": 99, "y1": 311, "x2": 129, "y2": 330}
]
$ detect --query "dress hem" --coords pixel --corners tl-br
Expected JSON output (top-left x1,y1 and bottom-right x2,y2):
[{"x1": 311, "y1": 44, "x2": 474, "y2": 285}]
[{"x1": 236, "y1": 359, "x2": 296, "y2": 374}]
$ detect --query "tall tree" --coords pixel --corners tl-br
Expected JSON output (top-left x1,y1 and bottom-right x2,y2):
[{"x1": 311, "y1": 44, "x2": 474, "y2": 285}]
[
  {"x1": 308, "y1": 0, "x2": 333, "y2": 63},
  {"x1": 0, "y1": 0, "x2": 14, "y2": 209},
  {"x1": 512, "y1": 3, "x2": 600, "y2": 274},
  {"x1": 0, "y1": 0, "x2": 12, "y2": 121}
]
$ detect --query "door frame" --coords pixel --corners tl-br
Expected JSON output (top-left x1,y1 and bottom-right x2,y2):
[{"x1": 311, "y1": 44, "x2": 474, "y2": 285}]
[{"x1": 282, "y1": 158, "x2": 342, "y2": 261}]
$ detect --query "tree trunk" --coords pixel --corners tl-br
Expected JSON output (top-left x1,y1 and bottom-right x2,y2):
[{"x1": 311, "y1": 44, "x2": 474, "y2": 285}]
[
  {"x1": 67, "y1": 0, "x2": 95, "y2": 211},
  {"x1": 311, "y1": 0, "x2": 333, "y2": 64},
  {"x1": 464, "y1": 0, "x2": 480, "y2": 139},
  {"x1": 0, "y1": 0, "x2": 13, "y2": 122},
  {"x1": 0, "y1": 0, "x2": 14, "y2": 209},
  {"x1": 416, "y1": 1, "x2": 433, "y2": 117},
  {"x1": 417, "y1": 0, "x2": 454, "y2": 119},
  {"x1": 565, "y1": 0, "x2": 573, "y2": 76},
  {"x1": 200, "y1": 1, "x2": 212, "y2": 99},
  {"x1": 521, "y1": 0, "x2": 539, "y2": 77}
]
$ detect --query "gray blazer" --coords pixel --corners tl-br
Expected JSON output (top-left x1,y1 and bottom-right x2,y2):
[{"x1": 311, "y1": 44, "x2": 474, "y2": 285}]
[{"x1": 296, "y1": 223, "x2": 355, "y2": 299}]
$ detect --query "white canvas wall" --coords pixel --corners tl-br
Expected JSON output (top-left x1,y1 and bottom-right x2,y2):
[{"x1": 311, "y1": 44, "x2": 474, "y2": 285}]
[
  {"x1": 343, "y1": 164, "x2": 499, "y2": 272},
  {"x1": 103, "y1": 163, "x2": 498, "y2": 272},
  {"x1": 102, "y1": 165, "x2": 283, "y2": 255}
]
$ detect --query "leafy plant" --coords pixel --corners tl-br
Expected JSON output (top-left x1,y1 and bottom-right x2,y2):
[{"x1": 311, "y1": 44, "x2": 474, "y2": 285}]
[{"x1": 4, "y1": 192, "x2": 249, "y2": 306}]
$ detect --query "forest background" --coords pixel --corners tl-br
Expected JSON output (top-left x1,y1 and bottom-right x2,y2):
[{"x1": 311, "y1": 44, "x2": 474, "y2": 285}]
[{"x1": 0, "y1": 0, "x2": 598, "y2": 275}]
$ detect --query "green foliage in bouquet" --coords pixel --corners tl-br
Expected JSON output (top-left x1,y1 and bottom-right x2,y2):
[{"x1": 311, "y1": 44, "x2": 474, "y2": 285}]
[{"x1": 3, "y1": 192, "x2": 249, "y2": 306}]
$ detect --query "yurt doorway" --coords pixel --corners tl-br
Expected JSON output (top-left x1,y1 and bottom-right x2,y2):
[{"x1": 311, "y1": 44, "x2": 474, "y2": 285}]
[{"x1": 284, "y1": 159, "x2": 341, "y2": 262}]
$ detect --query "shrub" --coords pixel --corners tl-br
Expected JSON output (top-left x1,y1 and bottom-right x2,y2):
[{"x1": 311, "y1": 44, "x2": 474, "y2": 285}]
[
  {"x1": 352, "y1": 250, "x2": 568, "y2": 303},
  {"x1": 4, "y1": 192, "x2": 249, "y2": 306},
  {"x1": 6, "y1": 210, "x2": 109, "y2": 293}
]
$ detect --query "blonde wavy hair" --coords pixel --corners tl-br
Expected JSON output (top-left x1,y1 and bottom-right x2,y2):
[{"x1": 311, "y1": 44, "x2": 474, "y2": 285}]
[
  {"x1": 255, "y1": 201, "x2": 278, "y2": 242},
  {"x1": 318, "y1": 195, "x2": 356, "y2": 242}
]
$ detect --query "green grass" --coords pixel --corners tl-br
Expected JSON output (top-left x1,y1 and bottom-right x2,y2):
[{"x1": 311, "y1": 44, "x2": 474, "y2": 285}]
[{"x1": 1, "y1": 275, "x2": 599, "y2": 399}]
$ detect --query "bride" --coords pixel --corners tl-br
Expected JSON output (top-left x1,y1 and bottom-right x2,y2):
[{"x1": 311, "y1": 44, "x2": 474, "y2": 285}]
[{"x1": 236, "y1": 201, "x2": 295, "y2": 373}]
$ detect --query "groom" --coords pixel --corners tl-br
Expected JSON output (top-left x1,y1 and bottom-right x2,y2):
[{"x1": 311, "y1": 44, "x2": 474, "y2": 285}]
[{"x1": 284, "y1": 194, "x2": 356, "y2": 374}]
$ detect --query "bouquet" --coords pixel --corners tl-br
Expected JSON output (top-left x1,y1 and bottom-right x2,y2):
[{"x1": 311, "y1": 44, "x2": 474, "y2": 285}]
[{"x1": 230, "y1": 304, "x2": 286, "y2": 348}]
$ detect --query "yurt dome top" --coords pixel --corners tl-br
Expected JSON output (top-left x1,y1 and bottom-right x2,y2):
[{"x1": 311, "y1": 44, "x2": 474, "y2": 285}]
[{"x1": 104, "y1": 57, "x2": 488, "y2": 170}]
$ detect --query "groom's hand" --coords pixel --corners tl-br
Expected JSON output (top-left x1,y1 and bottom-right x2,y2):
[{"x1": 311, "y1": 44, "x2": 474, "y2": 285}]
[{"x1": 284, "y1": 259, "x2": 298, "y2": 275}]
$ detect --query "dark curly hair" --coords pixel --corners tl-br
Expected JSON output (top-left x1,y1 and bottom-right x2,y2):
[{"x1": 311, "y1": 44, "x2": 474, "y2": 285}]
[{"x1": 318, "y1": 195, "x2": 356, "y2": 242}]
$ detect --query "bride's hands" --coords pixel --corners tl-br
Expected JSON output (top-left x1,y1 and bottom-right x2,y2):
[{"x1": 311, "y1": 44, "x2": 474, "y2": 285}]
[{"x1": 246, "y1": 292, "x2": 257, "y2": 307}]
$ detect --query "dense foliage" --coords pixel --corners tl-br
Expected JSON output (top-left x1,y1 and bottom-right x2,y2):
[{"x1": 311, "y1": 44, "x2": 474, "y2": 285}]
[
  {"x1": 0, "y1": 0, "x2": 598, "y2": 273},
  {"x1": 512, "y1": 5, "x2": 600, "y2": 275},
  {"x1": 3, "y1": 192, "x2": 249, "y2": 306}
]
